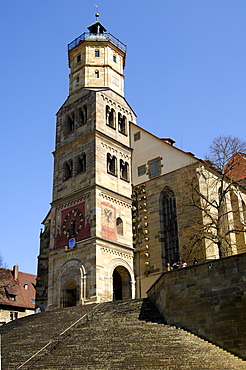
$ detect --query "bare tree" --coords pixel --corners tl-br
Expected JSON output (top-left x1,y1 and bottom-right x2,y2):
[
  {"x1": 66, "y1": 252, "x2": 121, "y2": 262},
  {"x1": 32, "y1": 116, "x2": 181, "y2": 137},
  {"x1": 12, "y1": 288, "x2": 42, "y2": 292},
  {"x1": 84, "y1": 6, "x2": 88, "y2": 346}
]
[
  {"x1": 0, "y1": 253, "x2": 7, "y2": 268},
  {"x1": 0, "y1": 253, "x2": 11, "y2": 303},
  {"x1": 207, "y1": 135, "x2": 246, "y2": 172},
  {"x1": 185, "y1": 136, "x2": 246, "y2": 259}
]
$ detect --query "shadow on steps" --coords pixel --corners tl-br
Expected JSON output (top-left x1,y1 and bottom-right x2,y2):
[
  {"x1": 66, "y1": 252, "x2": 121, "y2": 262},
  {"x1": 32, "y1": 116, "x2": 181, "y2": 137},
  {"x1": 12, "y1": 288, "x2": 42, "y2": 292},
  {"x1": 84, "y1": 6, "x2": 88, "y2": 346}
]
[{"x1": 138, "y1": 298, "x2": 165, "y2": 324}]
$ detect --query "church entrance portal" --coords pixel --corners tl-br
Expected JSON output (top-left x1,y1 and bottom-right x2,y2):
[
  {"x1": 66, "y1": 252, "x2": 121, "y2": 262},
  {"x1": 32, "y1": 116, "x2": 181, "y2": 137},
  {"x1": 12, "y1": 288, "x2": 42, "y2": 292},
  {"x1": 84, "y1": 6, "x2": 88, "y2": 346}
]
[
  {"x1": 113, "y1": 266, "x2": 131, "y2": 301},
  {"x1": 63, "y1": 282, "x2": 77, "y2": 307}
]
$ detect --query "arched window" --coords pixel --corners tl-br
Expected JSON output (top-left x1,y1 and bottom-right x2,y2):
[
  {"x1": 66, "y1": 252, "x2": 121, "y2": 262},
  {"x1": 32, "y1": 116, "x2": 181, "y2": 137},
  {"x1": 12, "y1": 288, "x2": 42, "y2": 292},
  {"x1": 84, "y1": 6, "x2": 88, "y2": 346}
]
[
  {"x1": 106, "y1": 106, "x2": 116, "y2": 129},
  {"x1": 107, "y1": 153, "x2": 117, "y2": 175},
  {"x1": 160, "y1": 187, "x2": 179, "y2": 266},
  {"x1": 64, "y1": 160, "x2": 73, "y2": 180},
  {"x1": 118, "y1": 113, "x2": 127, "y2": 135},
  {"x1": 120, "y1": 160, "x2": 129, "y2": 181},
  {"x1": 113, "y1": 55, "x2": 117, "y2": 63},
  {"x1": 66, "y1": 114, "x2": 74, "y2": 132},
  {"x1": 116, "y1": 217, "x2": 123, "y2": 235},
  {"x1": 95, "y1": 49, "x2": 100, "y2": 57},
  {"x1": 77, "y1": 154, "x2": 86, "y2": 174},
  {"x1": 95, "y1": 70, "x2": 99, "y2": 78},
  {"x1": 78, "y1": 105, "x2": 87, "y2": 126}
]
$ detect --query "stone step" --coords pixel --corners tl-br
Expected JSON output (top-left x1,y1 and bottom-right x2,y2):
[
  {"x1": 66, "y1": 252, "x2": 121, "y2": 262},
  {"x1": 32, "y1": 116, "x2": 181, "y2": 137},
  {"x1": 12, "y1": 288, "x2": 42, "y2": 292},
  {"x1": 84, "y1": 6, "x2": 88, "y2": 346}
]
[{"x1": 1, "y1": 299, "x2": 245, "y2": 369}]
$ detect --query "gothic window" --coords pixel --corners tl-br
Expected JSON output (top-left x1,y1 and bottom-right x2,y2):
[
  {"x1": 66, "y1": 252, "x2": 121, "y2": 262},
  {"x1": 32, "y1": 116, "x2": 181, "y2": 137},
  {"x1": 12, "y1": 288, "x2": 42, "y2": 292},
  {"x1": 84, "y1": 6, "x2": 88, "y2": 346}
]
[
  {"x1": 218, "y1": 186, "x2": 229, "y2": 250},
  {"x1": 230, "y1": 190, "x2": 244, "y2": 251},
  {"x1": 95, "y1": 70, "x2": 99, "y2": 78},
  {"x1": 118, "y1": 113, "x2": 127, "y2": 135},
  {"x1": 106, "y1": 106, "x2": 116, "y2": 129},
  {"x1": 64, "y1": 160, "x2": 73, "y2": 180},
  {"x1": 77, "y1": 154, "x2": 86, "y2": 174},
  {"x1": 107, "y1": 153, "x2": 117, "y2": 176},
  {"x1": 148, "y1": 157, "x2": 162, "y2": 179},
  {"x1": 78, "y1": 105, "x2": 87, "y2": 126},
  {"x1": 95, "y1": 49, "x2": 100, "y2": 57},
  {"x1": 160, "y1": 187, "x2": 179, "y2": 266},
  {"x1": 66, "y1": 114, "x2": 74, "y2": 133},
  {"x1": 120, "y1": 160, "x2": 129, "y2": 181},
  {"x1": 116, "y1": 217, "x2": 123, "y2": 235},
  {"x1": 113, "y1": 55, "x2": 117, "y2": 63}
]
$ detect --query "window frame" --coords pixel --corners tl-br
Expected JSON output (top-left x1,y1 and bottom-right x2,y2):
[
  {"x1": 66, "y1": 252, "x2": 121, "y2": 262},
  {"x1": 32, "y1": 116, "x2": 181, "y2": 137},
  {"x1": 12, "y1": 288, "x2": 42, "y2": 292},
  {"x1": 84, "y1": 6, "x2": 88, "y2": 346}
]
[
  {"x1": 106, "y1": 106, "x2": 116, "y2": 129},
  {"x1": 138, "y1": 164, "x2": 146, "y2": 177},
  {"x1": 120, "y1": 159, "x2": 129, "y2": 181},
  {"x1": 107, "y1": 153, "x2": 117, "y2": 176},
  {"x1": 148, "y1": 157, "x2": 162, "y2": 179},
  {"x1": 134, "y1": 131, "x2": 141, "y2": 142},
  {"x1": 76, "y1": 153, "x2": 86, "y2": 174},
  {"x1": 64, "y1": 160, "x2": 73, "y2": 180}
]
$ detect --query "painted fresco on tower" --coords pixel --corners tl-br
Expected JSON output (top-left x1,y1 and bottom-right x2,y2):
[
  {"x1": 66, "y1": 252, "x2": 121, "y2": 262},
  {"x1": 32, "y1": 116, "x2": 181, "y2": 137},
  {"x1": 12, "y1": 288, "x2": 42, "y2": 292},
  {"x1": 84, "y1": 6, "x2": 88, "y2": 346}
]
[
  {"x1": 55, "y1": 201, "x2": 91, "y2": 249},
  {"x1": 101, "y1": 202, "x2": 116, "y2": 241}
]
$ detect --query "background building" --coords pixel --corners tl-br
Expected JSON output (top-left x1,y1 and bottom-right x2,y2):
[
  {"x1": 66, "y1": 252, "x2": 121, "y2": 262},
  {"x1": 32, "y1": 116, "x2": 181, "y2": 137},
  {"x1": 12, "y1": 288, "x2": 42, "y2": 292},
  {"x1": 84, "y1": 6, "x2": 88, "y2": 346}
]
[{"x1": 0, "y1": 265, "x2": 36, "y2": 325}]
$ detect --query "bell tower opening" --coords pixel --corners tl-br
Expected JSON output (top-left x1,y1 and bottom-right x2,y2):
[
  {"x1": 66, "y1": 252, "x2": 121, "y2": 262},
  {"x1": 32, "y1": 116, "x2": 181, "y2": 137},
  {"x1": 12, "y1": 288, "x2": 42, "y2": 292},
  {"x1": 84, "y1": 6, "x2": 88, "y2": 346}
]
[
  {"x1": 113, "y1": 266, "x2": 131, "y2": 301},
  {"x1": 63, "y1": 282, "x2": 77, "y2": 307}
]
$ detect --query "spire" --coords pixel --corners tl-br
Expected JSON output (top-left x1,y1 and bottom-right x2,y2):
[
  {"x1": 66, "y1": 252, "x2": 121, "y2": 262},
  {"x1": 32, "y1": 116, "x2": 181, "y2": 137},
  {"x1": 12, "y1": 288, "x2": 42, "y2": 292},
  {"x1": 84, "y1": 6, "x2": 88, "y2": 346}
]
[
  {"x1": 87, "y1": 6, "x2": 107, "y2": 34},
  {"x1": 95, "y1": 4, "x2": 99, "y2": 19}
]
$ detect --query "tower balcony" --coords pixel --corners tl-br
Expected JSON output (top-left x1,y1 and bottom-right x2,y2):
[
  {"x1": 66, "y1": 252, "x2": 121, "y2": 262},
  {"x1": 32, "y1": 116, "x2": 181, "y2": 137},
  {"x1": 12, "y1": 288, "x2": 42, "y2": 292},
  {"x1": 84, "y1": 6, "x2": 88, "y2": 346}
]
[{"x1": 68, "y1": 32, "x2": 127, "y2": 53}]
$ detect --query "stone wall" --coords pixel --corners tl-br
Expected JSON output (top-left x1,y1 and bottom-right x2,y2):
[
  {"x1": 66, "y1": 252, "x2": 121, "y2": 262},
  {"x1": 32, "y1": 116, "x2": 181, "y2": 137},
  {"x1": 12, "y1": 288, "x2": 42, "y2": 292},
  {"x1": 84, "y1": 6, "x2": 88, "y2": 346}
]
[{"x1": 147, "y1": 253, "x2": 246, "y2": 359}]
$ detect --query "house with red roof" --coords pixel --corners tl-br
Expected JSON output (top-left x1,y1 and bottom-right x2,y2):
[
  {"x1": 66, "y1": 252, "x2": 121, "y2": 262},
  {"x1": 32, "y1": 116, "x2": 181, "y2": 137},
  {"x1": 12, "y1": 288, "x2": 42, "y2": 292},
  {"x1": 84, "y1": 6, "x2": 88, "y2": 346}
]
[{"x1": 0, "y1": 265, "x2": 36, "y2": 325}]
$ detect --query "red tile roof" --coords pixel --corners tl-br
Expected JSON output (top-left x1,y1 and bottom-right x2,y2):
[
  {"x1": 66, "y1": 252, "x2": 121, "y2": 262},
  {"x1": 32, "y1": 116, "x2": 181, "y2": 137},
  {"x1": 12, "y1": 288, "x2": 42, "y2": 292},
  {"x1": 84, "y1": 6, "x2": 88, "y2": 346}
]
[
  {"x1": 225, "y1": 152, "x2": 246, "y2": 182},
  {"x1": 0, "y1": 266, "x2": 36, "y2": 309}
]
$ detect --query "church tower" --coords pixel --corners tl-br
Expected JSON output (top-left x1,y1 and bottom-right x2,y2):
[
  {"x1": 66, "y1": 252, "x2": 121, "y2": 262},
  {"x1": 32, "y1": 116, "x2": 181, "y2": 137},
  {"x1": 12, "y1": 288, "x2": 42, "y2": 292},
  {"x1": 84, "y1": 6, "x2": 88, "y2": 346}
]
[{"x1": 36, "y1": 14, "x2": 136, "y2": 310}]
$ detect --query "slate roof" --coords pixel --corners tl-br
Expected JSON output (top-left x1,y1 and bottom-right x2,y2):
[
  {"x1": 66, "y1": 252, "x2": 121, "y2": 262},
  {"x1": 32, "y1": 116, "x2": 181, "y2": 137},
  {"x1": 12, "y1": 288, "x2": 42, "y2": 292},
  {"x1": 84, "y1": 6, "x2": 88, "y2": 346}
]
[{"x1": 0, "y1": 266, "x2": 36, "y2": 309}]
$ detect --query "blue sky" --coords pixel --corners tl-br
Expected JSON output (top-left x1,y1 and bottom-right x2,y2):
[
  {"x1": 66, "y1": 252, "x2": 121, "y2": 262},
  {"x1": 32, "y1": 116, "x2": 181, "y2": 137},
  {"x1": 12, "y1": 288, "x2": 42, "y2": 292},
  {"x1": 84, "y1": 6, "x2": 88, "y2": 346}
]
[{"x1": 1, "y1": 1, "x2": 246, "y2": 274}]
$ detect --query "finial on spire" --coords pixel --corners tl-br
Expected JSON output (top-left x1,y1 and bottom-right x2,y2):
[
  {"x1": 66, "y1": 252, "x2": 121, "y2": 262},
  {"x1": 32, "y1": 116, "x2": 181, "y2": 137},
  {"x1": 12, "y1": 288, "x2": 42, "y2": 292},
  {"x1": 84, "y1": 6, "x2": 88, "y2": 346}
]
[{"x1": 95, "y1": 4, "x2": 99, "y2": 21}]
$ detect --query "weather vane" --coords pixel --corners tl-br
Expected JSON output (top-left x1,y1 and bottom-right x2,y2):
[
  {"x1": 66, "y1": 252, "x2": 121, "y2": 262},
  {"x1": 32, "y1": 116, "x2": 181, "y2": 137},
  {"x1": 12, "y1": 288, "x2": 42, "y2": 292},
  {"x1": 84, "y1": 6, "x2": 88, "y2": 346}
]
[{"x1": 95, "y1": 4, "x2": 99, "y2": 21}]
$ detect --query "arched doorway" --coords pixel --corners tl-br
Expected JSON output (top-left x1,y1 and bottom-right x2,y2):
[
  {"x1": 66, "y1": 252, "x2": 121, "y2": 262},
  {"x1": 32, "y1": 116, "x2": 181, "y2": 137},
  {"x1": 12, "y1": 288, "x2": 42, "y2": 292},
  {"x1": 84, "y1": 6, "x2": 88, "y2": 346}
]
[
  {"x1": 63, "y1": 282, "x2": 77, "y2": 307},
  {"x1": 113, "y1": 266, "x2": 131, "y2": 301}
]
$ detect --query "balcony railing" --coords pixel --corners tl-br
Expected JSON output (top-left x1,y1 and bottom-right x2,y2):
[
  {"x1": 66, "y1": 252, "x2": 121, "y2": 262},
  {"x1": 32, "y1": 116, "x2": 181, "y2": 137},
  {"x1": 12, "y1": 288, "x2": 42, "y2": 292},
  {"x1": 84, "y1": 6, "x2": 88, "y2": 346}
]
[{"x1": 68, "y1": 32, "x2": 127, "y2": 52}]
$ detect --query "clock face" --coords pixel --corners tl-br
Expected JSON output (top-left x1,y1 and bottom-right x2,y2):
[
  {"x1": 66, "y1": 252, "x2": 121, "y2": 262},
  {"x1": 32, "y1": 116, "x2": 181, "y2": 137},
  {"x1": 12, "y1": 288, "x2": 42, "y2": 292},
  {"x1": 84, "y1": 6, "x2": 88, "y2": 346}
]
[{"x1": 62, "y1": 209, "x2": 83, "y2": 239}]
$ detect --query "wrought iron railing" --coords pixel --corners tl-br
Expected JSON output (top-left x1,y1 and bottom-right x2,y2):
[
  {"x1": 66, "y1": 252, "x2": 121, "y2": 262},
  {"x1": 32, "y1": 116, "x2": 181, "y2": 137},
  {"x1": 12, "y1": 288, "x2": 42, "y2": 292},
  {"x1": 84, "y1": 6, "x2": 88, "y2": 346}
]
[{"x1": 68, "y1": 32, "x2": 126, "y2": 52}]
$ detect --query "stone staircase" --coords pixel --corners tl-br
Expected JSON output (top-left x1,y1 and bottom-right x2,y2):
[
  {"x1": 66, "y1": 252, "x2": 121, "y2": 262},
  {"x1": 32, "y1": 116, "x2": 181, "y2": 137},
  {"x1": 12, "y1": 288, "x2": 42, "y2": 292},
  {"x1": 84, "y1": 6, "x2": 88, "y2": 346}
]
[{"x1": 1, "y1": 299, "x2": 246, "y2": 369}]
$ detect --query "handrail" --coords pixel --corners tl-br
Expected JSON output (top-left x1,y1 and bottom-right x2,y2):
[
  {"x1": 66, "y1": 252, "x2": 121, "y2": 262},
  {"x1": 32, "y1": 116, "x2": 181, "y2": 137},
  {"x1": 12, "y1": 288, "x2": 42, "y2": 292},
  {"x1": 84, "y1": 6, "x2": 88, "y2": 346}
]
[
  {"x1": 68, "y1": 32, "x2": 127, "y2": 52},
  {"x1": 16, "y1": 300, "x2": 108, "y2": 370},
  {"x1": 16, "y1": 340, "x2": 53, "y2": 369}
]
